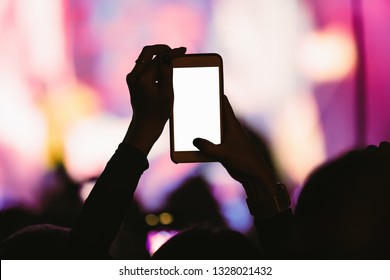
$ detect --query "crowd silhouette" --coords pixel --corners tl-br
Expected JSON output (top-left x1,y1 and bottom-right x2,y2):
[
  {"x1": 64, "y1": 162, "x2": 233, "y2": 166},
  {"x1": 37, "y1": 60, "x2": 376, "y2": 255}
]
[{"x1": 1, "y1": 44, "x2": 389, "y2": 260}]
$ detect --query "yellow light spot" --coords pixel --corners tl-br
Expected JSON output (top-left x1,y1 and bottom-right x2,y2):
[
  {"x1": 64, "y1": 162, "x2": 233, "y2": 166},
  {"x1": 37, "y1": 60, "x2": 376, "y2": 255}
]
[
  {"x1": 145, "y1": 214, "x2": 159, "y2": 226},
  {"x1": 38, "y1": 82, "x2": 100, "y2": 165},
  {"x1": 159, "y1": 212, "x2": 174, "y2": 225}
]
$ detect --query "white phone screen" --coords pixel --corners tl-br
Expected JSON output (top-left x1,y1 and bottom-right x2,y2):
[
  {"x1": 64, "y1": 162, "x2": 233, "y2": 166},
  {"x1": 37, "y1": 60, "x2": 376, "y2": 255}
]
[{"x1": 172, "y1": 67, "x2": 221, "y2": 152}]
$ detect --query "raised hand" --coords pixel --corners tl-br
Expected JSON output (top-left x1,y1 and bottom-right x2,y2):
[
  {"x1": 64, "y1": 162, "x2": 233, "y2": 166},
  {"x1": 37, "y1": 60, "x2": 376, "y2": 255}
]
[
  {"x1": 193, "y1": 95, "x2": 279, "y2": 199},
  {"x1": 123, "y1": 44, "x2": 186, "y2": 156}
]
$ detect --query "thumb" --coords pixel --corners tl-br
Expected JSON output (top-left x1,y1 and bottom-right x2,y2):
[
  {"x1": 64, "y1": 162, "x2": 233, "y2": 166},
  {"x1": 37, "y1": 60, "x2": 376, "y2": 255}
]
[{"x1": 193, "y1": 138, "x2": 220, "y2": 158}]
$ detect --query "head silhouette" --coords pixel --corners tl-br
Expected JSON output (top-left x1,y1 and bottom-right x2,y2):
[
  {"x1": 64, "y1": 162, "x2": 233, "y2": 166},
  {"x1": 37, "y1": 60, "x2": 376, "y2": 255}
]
[
  {"x1": 152, "y1": 226, "x2": 262, "y2": 259},
  {"x1": 0, "y1": 224, "x2": 69, "y2": 259},
  {"x1": 295, "y1": 142, "x2": 390, "y2": 259}
]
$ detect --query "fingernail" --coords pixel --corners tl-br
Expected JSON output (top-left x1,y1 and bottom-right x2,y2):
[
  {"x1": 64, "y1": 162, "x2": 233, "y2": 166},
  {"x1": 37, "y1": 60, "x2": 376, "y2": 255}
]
[{"x1": 162, "y1": 55, "x2": 171, "y2": 65}]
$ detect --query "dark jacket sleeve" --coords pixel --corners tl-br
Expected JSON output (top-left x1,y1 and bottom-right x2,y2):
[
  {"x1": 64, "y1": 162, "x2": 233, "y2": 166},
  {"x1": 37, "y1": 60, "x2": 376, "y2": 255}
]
[
  {"x1": 64, "y1": 143, "x2": 149, "y2": 259},
  {"x1": 253, "y1": 209, "x2": 295, "y2": 259}
]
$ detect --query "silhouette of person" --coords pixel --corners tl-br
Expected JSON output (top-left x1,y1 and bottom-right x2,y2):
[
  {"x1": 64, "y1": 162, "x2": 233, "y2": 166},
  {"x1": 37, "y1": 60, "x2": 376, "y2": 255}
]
[
  {"x1": 192, "y1": 96, "x2": 294, "y2": 258},
  {"x1": 1, "y1": 44, "x2": 292, "y2": 259},
  {"x1": 152, "y1": 226, "x2": 262, "y2": 259},
  {"x1": 64, "y1": 44, "x2": 289, "y2": 259},
  {"x1": 294, "y1": 141, "x2": 390, "y2": 259},
  {"x1": 63, "y1": 44, "x2": 187, "y2": 258},
  {"x1": 0, "y1": 224, "x2": 69, "y2": 259},
  {"x1": 161, "y1": 175, "x2": 227, "y2": 230},
  {"x1": 149, "y1": 175, "x2": 263, "y2": 259}
]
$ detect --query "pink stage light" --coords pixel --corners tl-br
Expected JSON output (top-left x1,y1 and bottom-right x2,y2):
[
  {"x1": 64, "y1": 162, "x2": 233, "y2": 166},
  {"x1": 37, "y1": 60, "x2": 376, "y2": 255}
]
[{"x1": 146, "y1": 230, "x2": 179, "y2": 256}]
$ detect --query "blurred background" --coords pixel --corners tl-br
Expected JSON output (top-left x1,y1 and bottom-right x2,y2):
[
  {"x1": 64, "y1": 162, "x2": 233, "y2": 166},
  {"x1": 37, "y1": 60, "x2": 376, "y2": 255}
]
[{"x1": 1, "y1": 0, "x2": 390, "y2": 255}]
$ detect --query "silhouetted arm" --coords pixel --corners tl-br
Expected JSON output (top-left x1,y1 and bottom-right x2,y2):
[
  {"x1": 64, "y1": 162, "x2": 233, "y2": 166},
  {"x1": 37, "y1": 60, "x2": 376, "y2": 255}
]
[
  {"x1": 64, "y1": 143, "x2": 148, "y2": 258},
  {"x1": 251, "y1": 207, "x2": 294, "y2": 258},
  {"x1": 64, "y1": 45, "x2": 186, "y2": 258},
  {"x1": 193, "y1": 95, "x2": 294, "y2": 258}
]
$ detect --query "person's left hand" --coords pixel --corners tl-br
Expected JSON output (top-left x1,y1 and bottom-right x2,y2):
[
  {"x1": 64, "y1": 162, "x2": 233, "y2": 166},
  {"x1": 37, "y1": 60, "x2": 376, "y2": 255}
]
[
  {"x1": 193, "y1": 95, "x2": 278, "y2": 199},
  {"x1": 123, "y1": 44, "x2": 186, "y2": 156}
]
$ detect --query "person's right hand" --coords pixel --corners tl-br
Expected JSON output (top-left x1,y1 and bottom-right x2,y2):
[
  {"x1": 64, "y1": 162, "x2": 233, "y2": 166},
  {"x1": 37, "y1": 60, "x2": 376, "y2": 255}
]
[{"x1": 193, "y1": 95, "x2": 278, "y2": 198}]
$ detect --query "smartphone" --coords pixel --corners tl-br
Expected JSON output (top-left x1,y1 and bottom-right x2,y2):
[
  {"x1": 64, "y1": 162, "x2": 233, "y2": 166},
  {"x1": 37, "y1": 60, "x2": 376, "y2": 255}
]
[{"x1": 170, "y1": 53, "x2": 223, "y2": 163}]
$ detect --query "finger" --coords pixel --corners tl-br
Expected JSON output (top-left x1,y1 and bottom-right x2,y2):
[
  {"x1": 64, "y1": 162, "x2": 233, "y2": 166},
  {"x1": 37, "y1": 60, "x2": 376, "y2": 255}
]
[
  {"x1": 127, "y1": 44, "x2": 172, "y2": 83},
  {"x1": 221, "y1": 95, "x2": 244, "y2": 133},
  {"x1": 139, "y1": 47, "x2": 187, "y2": 92},
  {"x1": 193, "y1": 138, "x2": 222, "y2": 159},
  {"x1": 165, "y1": 46, "x2": 187, "y2": 60},
  {"x1": 139, "y1": 47, "x2": 187, "y2": 81},
  {"x1": 157, "y1": 59, "x2": 173, "y2": 103},
  {"x1": 158, "y1": 47, "x2": 187, "y2": 97},
  {"x1": 138, "y1": 44, "x2": 172, "y2": 61}
]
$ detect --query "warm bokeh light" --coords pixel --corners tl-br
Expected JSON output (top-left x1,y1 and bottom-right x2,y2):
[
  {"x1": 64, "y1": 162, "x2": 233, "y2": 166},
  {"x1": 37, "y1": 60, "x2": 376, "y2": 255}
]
[
  {"x1": 211, "y1": 0, "x2": 311, "y2": 114},
  {"x1": 145, "y1": 214, "x2": 159, "y2": 227},
  {"x1": 159, "y1": 212, "x2": 174, "y2": 225},
  {"x1": 299, "y1": 25, "x2": 357, "y2": 83},
  {"x1": 272, "y1": 92, "x2": 326, "y2": 185},
  {"x1": 64, "y1": 114, "x2": 128, "y2": 182},
  {"x1": 39, "y1": 82, "x2": 101, "y2": 165},
  {"x1": 80, "y1": 181, "x2": 95, "y2": 202}
]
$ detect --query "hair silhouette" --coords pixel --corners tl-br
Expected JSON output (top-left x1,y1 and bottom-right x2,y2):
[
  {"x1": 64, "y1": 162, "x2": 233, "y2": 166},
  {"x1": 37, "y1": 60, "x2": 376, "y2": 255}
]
[
  {"x1": 0, "y1": 224, "x2": 69, "y2": 259},
  {"x1": 294, "y1": 142, "x2": 390, "y2": 259},
  {"x1": 152, "y1": 226, "x2": 262, "y2": 259}
]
